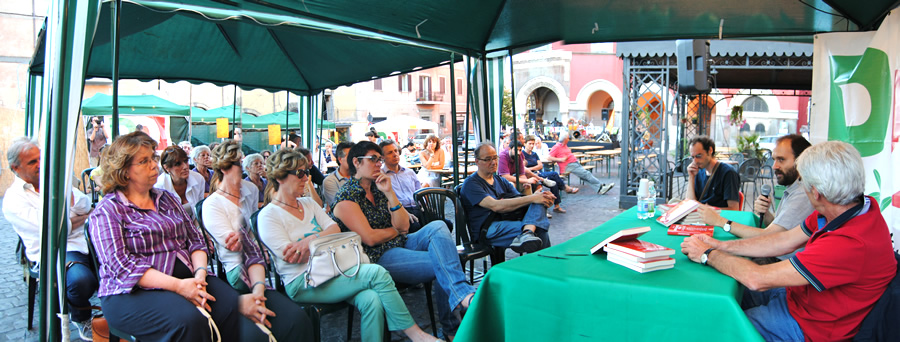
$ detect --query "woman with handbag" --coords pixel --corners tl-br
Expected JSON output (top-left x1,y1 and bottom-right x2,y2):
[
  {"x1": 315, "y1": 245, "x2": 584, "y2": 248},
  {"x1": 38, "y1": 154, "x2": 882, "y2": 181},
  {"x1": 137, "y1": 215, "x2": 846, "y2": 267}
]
[
  {"x1": 89, "y1": 131, "x2": 243, "y2": 341},
  {"x1": 332, "y1": 141, "x2": 476, "y2": 340},
  {"x1": 416, "y1": 135, "x2": 444, "y2": 187},
  {"x1": 257, "y1": 148, "x2": 441, "y2": 342},
  {"x1": 202, "y1": 140, "x2": 314, "y2": 342}
]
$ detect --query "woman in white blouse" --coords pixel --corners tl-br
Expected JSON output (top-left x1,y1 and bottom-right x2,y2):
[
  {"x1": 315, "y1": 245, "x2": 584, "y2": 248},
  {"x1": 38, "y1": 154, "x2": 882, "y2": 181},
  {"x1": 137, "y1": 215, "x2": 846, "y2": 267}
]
[
  {"x1": 203, "y1": 140, "x2": 312, "y2": 341},
  {"x1": 154, "y1": 145, "x2": 206, "y2": 218},
  {"x1": 257, "y1": 148, "x2": 440, "y2": 342}
]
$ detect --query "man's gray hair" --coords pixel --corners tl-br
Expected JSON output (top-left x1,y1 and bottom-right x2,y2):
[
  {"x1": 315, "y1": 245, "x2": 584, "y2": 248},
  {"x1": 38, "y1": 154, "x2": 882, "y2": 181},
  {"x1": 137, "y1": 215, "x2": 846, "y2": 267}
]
[
  {"x1": 191, "y1": 145, "x2": 210, "y2": 160},
  {"x1": 7, "y1": 137, "x2": 38, "y2": 170},
  {"x1": 474, "y1": 141, "x2": 495, "y2": 160},
  {"x1": 557, "y1": 134, "x2": 568, "y2": 143},
  {"x1": 242, "y1": 153, "x2": 264, "y2": 170},
  {"x1": 796, "y1": 141, "x2": 865, "y2": 205}
]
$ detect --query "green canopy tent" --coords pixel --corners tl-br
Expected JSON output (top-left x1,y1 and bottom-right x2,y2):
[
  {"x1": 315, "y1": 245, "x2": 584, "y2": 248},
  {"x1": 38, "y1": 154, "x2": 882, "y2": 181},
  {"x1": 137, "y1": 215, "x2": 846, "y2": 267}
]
[{"x1": 80, "y1": 92, "x2": 193, "y2": 146}]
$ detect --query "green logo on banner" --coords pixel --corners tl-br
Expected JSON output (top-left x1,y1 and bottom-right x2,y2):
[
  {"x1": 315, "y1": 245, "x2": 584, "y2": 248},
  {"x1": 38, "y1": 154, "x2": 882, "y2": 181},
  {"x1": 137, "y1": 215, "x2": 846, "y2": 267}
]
[{"x1": 829, "y1": 48, "x2": 890, "y2": 157}]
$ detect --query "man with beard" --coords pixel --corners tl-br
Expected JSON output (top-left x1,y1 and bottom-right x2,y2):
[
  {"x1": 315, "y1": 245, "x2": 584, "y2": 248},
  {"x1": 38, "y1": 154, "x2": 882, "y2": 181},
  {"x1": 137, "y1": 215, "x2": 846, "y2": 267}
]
[{"x1": 697, "y1": 134, "x2": 813, "y2": 260}]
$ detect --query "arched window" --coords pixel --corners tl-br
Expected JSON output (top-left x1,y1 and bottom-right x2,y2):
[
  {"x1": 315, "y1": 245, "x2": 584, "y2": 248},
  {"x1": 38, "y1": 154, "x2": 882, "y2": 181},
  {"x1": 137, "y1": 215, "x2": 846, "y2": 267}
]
[
  {"x1": 755, "y1": 123, "x2": 766, "y2": 134},
  {"x1": 743, "y1": 96, "x2": 768, "y2": 112},
  {"x1": 740, "y1": 123, "x2": 751, "y2": 133}
]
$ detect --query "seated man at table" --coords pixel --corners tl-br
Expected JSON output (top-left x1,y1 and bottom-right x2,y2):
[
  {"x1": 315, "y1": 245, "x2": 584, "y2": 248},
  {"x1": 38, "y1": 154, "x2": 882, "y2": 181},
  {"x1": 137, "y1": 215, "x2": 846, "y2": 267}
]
[
  {"x1": 681, "y1": 141, "x2": 896, "y2": 342},
  {"x1": 685, "y1": 136, "x2": 740, "y2": 210},
  {"x1": 697, "y1": 134, "x2": 814, "y2": 262},
  {"x1": 323, "y1": 141, "x2": 355, "y2": 211},
  {"x1": 460, "y1": 142, "x2": 555, "y2": 253},
  {"x1": 2, "y1": 137, "x2": 98, "y2": 340},
  {"x1": 547, "y1": 134, "x2": 614, "y2": 195},
  {"x1": 379, "y1": 140, "x2": 426, "y2": 232}
]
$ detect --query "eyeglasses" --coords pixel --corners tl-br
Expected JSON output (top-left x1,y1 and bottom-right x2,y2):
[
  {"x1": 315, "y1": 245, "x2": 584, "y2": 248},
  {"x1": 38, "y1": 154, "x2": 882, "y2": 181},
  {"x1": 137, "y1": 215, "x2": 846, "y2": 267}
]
[
  {"x1": 356, "y1": 155, "x2": 384, "y2": 164},
  {"x1": 478, "y1": 156, "x2": 499, "y2": 162},
  {"x1": 132, "y1": 154, "x2": 160, "y2": 167},
  {"x1": 286, "y1": 168, "x2": 311, "y2": 178}
]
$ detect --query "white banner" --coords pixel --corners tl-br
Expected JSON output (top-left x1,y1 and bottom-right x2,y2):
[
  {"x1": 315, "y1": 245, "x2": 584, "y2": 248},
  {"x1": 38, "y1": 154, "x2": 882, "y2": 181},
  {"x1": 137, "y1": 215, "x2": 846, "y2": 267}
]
[{"x1": 811, "y1": 11, "x2": 900, "y2": 249}]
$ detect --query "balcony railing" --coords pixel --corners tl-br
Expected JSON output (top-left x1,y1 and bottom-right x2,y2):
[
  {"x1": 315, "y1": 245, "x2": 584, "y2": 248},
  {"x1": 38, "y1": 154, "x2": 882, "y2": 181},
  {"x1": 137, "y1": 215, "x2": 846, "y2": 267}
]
[{"x1": 416, "y1": 91, "x2": 444, "y2": 102}]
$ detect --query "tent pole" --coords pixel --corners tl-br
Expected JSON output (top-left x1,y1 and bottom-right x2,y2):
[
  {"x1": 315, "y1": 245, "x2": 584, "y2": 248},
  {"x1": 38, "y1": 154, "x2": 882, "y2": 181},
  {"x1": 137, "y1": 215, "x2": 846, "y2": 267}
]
[
  {"x1": 463, "y1": 55, "x2": 472, "y2": 176},
  {"x1": 480, "y1": 57, "x2": 492, "y2": 143},
  {"x1": 449, "y1": 53, "x2": 460, "y2": 187},
  {"x1": 285, "y1": 92, "x2": 289, "y2": 147},
  {"x1": 317, "y1": 92, "x2": 324, "y2": 167},
  {"x1": 110, "y1": 0, "x2": 121, "y2": 138},
  {"x1": 508, "y1": 51, "x2": 519, "y2": 190}
]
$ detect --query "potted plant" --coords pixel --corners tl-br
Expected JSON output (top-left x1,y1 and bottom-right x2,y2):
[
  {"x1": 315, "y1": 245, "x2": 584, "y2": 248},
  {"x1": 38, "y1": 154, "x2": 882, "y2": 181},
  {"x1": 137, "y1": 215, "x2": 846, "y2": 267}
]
[
  {"x1": 728, "y1": 106, "x2": 743, "y2": 126},
  {"x1": 736, "y1": 132, "x2": 764, "y2": 160}
]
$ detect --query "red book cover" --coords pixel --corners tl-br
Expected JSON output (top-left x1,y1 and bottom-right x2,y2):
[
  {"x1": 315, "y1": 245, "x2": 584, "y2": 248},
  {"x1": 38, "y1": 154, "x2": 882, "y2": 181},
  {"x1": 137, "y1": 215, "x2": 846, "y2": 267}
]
[
  {"x1": 604, "y1": 247, "x2": 672, "y2": 263},
  {"x1": 606, "y1": 239, "x2": 675, "y2": 258},
  {"x1": 668, "y1": 224, "x2": 715, "y2": 237},
  {"x1": 656, "y1": 199, "x2": 700, "y2": 226},
  {"x1": 590, "y1": 226, "x2": 650, "y2": 254}
]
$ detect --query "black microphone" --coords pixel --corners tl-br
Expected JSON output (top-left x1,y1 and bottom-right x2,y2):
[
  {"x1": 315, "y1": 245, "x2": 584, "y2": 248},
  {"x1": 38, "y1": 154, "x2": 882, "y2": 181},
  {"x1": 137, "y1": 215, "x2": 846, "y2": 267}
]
[{"x1": 759, "y1": 184, "x2": 772, "y2": 228}]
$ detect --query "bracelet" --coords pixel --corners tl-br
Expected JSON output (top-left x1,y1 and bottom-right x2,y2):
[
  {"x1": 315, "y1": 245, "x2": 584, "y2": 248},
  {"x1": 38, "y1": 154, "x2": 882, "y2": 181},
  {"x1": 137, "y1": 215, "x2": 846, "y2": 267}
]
[
  {"x1": 251, "y1": 281, "x2": 267, "y2": 291},
  {"x1": 193, "y1": 267, "x2": 209, "y2": 276},
  {"x1": 389, "y1": 204, "x2": 403, "y2": 212}
]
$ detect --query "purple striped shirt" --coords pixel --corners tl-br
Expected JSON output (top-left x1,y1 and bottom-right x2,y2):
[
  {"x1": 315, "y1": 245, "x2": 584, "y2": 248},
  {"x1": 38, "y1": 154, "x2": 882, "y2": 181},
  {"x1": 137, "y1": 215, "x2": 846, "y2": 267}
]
[{"x1": 89, "y1": 188, "x2": 209, "y2": 297}]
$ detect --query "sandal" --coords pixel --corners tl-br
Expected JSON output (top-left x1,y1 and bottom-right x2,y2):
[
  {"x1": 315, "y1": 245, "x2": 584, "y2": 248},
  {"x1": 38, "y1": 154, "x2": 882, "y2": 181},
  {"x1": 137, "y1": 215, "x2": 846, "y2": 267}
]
[
  {"x1": 565, "y1": 187, "x2": 580, "y2": 194},
  {"x1": 553, "y1": 207, "x2": 566, "y2": 213}
]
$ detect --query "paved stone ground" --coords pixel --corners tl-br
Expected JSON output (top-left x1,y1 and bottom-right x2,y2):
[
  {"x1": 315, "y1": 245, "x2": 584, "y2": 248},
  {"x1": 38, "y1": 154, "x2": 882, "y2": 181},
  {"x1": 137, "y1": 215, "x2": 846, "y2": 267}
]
[{"x1": 0, "y1": 170, "x2": 625, "y2": 341}]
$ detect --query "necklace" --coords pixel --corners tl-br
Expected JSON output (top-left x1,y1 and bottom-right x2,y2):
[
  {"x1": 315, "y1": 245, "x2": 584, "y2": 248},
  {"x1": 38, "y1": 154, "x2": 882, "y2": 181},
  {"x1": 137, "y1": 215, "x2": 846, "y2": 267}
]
[
  {"x1": 218, "y1": 188, "x2": 240, "y2": 200},
  {"x1": 274, "y1": 198, "x2": 302, "y2": 211}
]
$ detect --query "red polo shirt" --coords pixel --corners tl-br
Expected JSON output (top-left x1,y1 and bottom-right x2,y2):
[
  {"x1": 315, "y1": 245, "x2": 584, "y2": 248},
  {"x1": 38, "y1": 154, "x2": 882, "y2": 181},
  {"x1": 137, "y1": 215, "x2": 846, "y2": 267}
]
[{"x1": 787, "y1": 196, "x2": 896, "y2": 341}]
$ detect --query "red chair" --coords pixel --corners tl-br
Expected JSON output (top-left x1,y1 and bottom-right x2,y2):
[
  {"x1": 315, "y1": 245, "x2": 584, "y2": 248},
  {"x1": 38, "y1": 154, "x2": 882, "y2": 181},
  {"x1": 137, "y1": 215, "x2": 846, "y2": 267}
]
[{"x1": 739, "y1": 191, "x2": 745, "y2": 211}]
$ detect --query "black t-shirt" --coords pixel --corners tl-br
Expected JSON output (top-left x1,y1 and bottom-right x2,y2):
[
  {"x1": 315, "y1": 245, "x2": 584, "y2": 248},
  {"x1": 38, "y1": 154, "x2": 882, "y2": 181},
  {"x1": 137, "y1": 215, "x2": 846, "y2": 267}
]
[
  {"x1": 522, "y1": 150, "x2": 540, "y2": 168},
  {"x1": 693, "y1": 162, "x2": 741, "y2": 208}
]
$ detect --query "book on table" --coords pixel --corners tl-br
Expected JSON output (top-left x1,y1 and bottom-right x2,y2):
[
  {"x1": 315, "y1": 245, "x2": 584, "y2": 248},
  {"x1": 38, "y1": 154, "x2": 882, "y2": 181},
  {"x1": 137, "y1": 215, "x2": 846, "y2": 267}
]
[
  {"x1": 656, "y1": 199, "x2": 700, "y2": 226},
  {"x1": 667, "y1": 224, "x2": 715, "y2": 237},
  {"x1": 590, "y1": 226, "x2": 651, "y2": 254},
  {"x1": 606, "y1": 252, "x2": 675, "y2": 273},
  {"x1": 605, "y1": 239, "x2": 676, "y2": 259},
  {"x1": 603, "y1": 246, "x2": 672, "y2": 263}
]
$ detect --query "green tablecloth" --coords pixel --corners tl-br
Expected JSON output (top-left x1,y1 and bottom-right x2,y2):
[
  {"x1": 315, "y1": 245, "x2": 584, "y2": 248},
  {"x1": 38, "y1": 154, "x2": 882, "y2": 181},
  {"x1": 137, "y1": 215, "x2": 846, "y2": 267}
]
[{"x1": 455, "y1": 207, "x2": 764, "y2": 342}]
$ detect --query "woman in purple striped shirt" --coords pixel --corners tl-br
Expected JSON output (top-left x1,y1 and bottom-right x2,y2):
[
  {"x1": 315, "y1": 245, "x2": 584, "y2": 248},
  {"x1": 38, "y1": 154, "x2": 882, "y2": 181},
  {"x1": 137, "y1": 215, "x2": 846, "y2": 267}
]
[{"x1": 89, "y1": 132, "x2": 244, "y2": 341}]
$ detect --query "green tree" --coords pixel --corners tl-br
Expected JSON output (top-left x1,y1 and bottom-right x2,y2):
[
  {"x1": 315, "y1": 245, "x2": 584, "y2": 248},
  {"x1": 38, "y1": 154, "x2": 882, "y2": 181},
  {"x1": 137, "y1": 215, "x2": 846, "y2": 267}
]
[{"x1": 500, "y1": 89, "x2": 513, "y2": 127}]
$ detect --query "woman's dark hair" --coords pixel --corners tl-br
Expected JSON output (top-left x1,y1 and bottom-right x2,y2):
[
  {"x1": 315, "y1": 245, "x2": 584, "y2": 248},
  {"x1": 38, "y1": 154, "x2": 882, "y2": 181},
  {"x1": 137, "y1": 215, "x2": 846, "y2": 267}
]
[
  {"x1": 347, "y1": 141, "x2": 383, "y2": 176},
  {"x1": 160, "y1": 145, "x2": 189, "y2": 174}
]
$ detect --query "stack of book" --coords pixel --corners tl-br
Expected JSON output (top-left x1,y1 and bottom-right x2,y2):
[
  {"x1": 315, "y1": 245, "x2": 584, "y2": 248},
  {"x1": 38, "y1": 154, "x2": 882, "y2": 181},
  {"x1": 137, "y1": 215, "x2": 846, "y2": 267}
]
[
  {"x1": 667, "y1": 224, "x2": 715, "y2": 237},
  {"x1": 590, "y1": 226, "x2": 676, "y2": 273},
  {"x1": 657, "y1": 200, "x2": 721, "y2": 226}
]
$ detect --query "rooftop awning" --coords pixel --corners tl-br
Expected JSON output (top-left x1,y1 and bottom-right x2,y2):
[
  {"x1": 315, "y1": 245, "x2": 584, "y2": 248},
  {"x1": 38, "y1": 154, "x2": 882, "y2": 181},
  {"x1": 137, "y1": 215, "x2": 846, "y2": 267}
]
[{"x1": 81, "y1": 93, "x2": 190, "y2": 116}]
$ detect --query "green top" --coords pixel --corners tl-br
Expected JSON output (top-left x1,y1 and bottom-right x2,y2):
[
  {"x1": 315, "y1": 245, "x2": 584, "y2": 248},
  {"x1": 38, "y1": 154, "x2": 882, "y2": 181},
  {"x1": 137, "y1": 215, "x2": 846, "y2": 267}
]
[
  {"x1": 331, "y1": 177, "x2": 406, "y2": 262},
  {"x1": 455, "y1": 207, "x2": 764, "y2": 342}
]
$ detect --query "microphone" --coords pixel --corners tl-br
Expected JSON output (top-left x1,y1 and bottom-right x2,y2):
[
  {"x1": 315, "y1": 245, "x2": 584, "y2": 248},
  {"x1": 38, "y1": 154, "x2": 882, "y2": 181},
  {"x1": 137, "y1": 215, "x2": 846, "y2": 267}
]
[{"x1": 759, "y1": 184, "x2": 772, "y2": 228}]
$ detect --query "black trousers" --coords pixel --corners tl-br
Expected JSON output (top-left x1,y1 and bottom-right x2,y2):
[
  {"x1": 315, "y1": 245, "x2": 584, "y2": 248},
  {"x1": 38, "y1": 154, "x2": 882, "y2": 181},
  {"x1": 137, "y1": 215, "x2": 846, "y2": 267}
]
[{"x1": 100, "y1": 260, "x2": 242, "y2": 342}]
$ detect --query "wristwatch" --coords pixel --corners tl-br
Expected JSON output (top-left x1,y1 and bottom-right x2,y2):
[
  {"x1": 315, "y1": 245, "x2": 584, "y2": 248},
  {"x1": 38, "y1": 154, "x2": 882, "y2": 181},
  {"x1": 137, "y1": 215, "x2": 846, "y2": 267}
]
[
  {"x1": 722, "y1": 220, "x2": 733, "y2": 233},
  {"x1": 700, "y1": 248, "x2": 716, "y2": 265}
]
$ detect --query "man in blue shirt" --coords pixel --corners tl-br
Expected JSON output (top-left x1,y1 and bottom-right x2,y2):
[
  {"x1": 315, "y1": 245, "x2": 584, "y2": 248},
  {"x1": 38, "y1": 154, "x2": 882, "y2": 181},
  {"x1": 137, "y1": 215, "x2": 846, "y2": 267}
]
[
  {"x1": 685, "y1": 136, "x2": 741, "y2": 210},
  {"x1": 380, "y1": 140, "x2": 426, "y2": 232},
  {"x1": 460, "y1": 142, "x2": 556, "y2": 253}
]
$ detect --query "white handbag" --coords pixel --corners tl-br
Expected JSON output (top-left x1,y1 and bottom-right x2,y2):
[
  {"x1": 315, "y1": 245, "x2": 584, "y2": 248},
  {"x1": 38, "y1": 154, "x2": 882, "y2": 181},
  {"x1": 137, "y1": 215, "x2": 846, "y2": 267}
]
[{"x1": 304, "y1": 232, "x2": 370, "y2": 287}]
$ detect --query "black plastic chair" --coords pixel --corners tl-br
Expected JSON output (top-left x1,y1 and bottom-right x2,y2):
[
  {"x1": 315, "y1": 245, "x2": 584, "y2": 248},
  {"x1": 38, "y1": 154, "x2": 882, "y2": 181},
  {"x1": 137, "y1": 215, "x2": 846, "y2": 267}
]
[
  {"x1": 453, "y1": 184, "x2": 510, "y2": 267},
  {"x1": 83, "y1": 219, "x2": 137, "y2": 342},
  {"x1": 738, "y1": 158, "x2": 762, "y2": 207},
  {"x1": 16, "y1": 238, "x2": 39, "y2": 330},
  {"x1": 80, "y1": 167, "x2": 99, "y2": 207},
  {"x1": 415, "y1": 187, "x2": 493, "y2": 284},
  {"x1": 194, "y1": 199, "x2": 229, "y2": 282}
]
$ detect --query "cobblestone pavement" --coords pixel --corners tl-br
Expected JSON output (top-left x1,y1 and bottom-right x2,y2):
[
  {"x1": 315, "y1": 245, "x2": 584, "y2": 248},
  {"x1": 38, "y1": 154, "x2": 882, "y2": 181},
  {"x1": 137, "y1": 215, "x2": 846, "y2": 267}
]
[{"x1": 0, "y1": 171, "x2": 625, "y2": 341}]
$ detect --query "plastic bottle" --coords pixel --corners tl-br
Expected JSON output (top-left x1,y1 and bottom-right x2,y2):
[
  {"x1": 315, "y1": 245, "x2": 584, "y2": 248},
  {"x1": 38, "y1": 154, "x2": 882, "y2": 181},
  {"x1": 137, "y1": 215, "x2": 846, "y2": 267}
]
[
  {"x1": 647, "y1": 181, "x2": 657, "y2": 218},
  {"x1": 637, "y1": 178, "x2": 650, "y2": 219}
]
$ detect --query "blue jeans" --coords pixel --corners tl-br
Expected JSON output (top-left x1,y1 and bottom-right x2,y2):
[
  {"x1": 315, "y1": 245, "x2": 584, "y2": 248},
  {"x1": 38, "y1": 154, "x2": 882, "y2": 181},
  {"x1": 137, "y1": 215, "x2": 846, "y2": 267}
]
[
  {"x1": 741, "y1": 288, "x2": 805, "y2": 342},
  {"x1": 377, "y1": 221, "x2": 476, "y2": 336},
  {"x1": 538, "y1": 171, "x2": 565, "y2": 205},
  {"x1": 484, "y1": 203, "x2": 551, "y2": 248},
  {"x1": 66, "y1": 252, "x2": 98, "y2": 322}
]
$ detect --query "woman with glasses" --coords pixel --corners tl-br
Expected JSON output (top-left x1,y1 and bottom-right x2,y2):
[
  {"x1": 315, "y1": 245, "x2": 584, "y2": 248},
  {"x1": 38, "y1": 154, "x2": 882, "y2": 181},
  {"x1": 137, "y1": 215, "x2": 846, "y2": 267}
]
[
  {"x1": 202, "y1": 140, "x2": 313, "y2": 341},
  {"x1": 243, "y1": 153, "x2": 267, "y2": 204},
  {"x1": 257, "y1": 148, "x2": 441, "y2": 342},
  {"x1": 89, "y1": 131, "x2": 243, "y2": 340},
  {"x1": 191, "y1": 145, "x2": 214, "y2": 193},
  {"x1": 155, "y1": 145, "x2": 207, "y2": 219},
  {"x1": 416, "y1": 135, "x2": 444, "y2": 187},
  {"x1": 332, "y1": 141, "x2": 476, "y2": 340}
]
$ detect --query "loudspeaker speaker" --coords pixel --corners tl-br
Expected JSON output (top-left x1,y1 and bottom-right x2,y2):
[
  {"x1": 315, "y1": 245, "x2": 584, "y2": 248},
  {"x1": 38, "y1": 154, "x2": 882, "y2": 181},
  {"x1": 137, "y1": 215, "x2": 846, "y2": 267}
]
[
  {"x1": 528, "y1": 109, "x2": 537, "y2": 121},
  {"x1": 601, "y1": 109, "x2": 610, "y2": 121},
  {"x1": 676, "y1": 39, "x2": 710, "y2": 94}
]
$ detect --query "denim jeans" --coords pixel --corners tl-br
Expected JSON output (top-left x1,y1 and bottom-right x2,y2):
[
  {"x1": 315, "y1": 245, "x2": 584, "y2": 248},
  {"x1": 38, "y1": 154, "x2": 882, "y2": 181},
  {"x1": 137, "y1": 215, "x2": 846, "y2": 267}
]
[
  {"x1": 566, "y1": 162, "x2": 603, "y2": 192},
  {"x1": 66, "y1": 252, "x2": 98, "y2": 322},
  {"x1": 741, "y1": 288, "x2": 805, "y2": 342},
  {"x1": 377, "y1": 221, "x2": 476, "y2": 336},
  {"x1": 484, "y1": 203, "x2": 551, "y2": 249}
]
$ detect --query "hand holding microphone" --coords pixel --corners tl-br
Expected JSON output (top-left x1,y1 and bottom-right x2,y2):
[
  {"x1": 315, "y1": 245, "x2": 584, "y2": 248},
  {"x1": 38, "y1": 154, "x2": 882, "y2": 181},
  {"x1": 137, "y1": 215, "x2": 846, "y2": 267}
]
[{"x1": 757, "y1": 184, "x2": 772, "y2": 228}]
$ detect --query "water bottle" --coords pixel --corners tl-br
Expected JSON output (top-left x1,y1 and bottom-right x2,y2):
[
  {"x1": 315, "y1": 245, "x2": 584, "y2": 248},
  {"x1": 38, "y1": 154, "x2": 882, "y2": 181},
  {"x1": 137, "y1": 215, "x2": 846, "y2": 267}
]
[
  {"x1": 647, "y1": 181, "x2": 657, "y2": 218},
  {"x1": 637, "y1": 179, "x2": 651, "y2": 219}
]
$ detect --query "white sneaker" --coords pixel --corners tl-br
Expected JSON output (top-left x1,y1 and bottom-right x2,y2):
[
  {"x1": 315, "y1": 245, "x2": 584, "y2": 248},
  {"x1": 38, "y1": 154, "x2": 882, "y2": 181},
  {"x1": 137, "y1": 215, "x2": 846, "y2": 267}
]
[
  {"x1": 598, "y1": 183, "x2": 615, "y2": 195},
  {"x1": 542, "y1": 179, "x2": 557, "y2": 187},
  {"x1": 73, "y1": 320, "x2": 93, "y2": 341}
]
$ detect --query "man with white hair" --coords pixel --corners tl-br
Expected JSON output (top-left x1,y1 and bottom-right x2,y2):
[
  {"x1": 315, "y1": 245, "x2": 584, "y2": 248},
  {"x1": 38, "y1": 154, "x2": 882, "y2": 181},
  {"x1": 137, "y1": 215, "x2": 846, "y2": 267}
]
[
  {"x1": 2, "y1": 137, "x2": 98, "y2": 340},
  {"x1": 681, "y1": 141, "x2": 896, "y2": 341},
  {"x1": 546, "y1": 134, "x2": 614, "y2": 194}
]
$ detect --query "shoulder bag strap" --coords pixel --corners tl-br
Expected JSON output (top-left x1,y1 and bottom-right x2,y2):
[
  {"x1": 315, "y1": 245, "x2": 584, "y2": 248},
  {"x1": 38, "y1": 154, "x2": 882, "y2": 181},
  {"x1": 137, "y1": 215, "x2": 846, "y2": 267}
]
[{"x1": 698, "y1": 162, "x2": 720, "y2": 202}]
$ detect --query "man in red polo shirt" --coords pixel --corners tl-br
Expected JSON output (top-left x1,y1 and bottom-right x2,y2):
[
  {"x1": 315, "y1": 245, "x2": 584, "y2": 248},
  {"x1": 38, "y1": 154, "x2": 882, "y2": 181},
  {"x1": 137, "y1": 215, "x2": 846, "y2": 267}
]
[{"x1": 681, "y1": 141, "x2": 896, "y2": 341}]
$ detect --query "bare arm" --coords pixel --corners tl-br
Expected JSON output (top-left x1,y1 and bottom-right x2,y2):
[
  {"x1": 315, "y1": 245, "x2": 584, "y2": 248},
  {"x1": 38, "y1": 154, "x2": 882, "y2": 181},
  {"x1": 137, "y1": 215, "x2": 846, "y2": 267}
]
[
  {"x1": 478, "y1": 191, "x2": 554, "y2": 213},
  {"x1": 696, "y1": 247, "x2": 808, "y2": 291},
  {"x1": 698, "y1": 205, "x2": 789, "y2": 239},
  {"x1": 723, "y1": 200, "x2": 740, "y2": 211},
  {"x1": 716, "y1": 226, "x2": 809, "y2": 258},
  {"x1": 685, "y1": 161, "x2": 699, "y2": 201},
  {"x1": 333, "y1": 201, "x2": 400, "y2": 246}
]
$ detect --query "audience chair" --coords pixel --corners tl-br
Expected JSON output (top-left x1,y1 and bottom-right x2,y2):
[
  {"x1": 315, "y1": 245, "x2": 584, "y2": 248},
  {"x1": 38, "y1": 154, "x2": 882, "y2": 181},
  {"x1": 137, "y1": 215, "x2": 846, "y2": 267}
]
[
  {"x1": 453, "y1": 185, "x2": 512, "y2": 267},
  {"x1": 82, "y1": 220, "x2": 137, "y2": 342},
  {"x1": 80, "y1": 167, "x2": 99, "y2": 207},
  {"x1": 16, "y1": 238, "x2": 38, "y2": 330},
  {"x1": 756, "y1": 164, "x2": 775, "y2": 200},
  {"x1": 415, "y1": 187, "x2": 493, "y2": 284},
  {"x1": 194, "y1": 199, "x2": 229, "y2": 282},
  {"x1": 737, "y1": 158, "x2": 762, "y2": 204}
]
